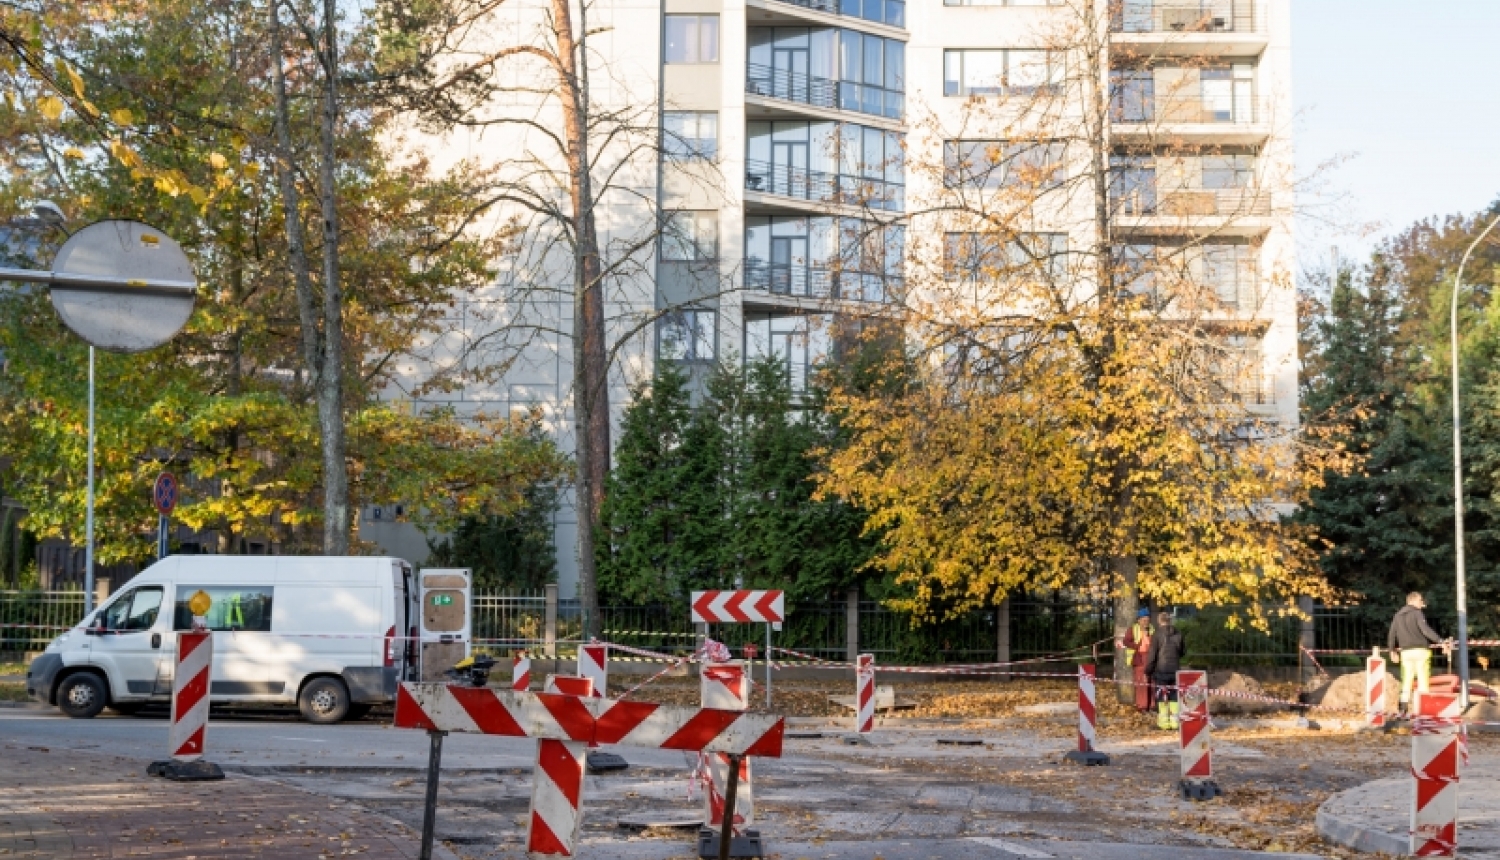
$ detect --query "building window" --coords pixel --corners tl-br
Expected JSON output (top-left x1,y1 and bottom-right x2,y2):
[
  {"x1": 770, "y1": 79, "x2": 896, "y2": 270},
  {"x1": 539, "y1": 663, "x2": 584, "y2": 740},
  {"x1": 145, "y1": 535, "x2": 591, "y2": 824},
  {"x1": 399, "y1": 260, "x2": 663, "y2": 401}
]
[
  {"x1": 1201, "y1": 154, "x2": 1255, "y2": 189},
  {"x1": 664, "y1": 15, "x2": 719, "y2": 64},
  {"x1": 944, "y1": 140, "x2": 1065, "y2": 189},
  {"x1": 745, "y1": 313, "x2": 829, "y2": 392},
  {"x1": 839, "y1": 31, "x2": 905, "y2": 118},
  {"x1": 943, "y1": 49, "x2": 1060, "y2": 97},
  {"x1": 944, "y1": 232, "x2": 1066, "y2": 281},
  {"x1": 663, "y1": 112, "x2": 719, "y2": 160},
  {"x1": 659, "y1": 309, "x2": 717, "y2": 362},
  {"x1": 661, "y1": 211, "x2": 718, "y2": 261}
]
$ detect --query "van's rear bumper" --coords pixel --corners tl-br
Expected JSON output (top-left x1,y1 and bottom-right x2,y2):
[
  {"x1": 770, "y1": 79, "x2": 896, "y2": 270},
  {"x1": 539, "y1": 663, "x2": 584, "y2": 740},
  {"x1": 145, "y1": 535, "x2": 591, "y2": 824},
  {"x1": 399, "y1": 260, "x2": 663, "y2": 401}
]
[
  {"x1": 343, "y1": 667, "x2": 399, "y2": 703},
  {"x1": 26, "y1": 654, "x2": 62, "y2": 704}
]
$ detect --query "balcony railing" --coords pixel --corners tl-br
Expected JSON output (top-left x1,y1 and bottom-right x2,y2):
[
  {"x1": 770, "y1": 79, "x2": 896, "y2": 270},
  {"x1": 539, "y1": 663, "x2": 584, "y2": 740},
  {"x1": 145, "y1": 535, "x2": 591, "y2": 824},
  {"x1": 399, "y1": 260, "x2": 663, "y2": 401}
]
[
  {"x1": 746, "y1": 63, "x2": 904, "y2": 121},
  {"x1": 1112, "y1": 187, "x2": 1271, "y2": 217},
  {"x1": 766, "y1": 0, "x2": 906, "y2": 28},
  {"x1": 745, "y1": 158, "x2": 904, "y2": 212},
  {"x1": 1112, "y1": 1, "x2": 1262, "y2": 34},
  {"x1": 1111, "y1": 95, "x2": 1268, "y2": 126},
  {"x1": 745, "y1": 259, "x2": 900, "y2": 303}
]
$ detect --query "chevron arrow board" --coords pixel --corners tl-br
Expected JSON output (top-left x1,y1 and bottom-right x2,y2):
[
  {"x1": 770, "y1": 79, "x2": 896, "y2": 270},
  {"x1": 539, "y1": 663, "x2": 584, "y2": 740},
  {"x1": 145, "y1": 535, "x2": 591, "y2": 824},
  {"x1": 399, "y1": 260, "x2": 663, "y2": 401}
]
[{"x1": 690, "y1": 590, "x2": 785, "y2": 624}]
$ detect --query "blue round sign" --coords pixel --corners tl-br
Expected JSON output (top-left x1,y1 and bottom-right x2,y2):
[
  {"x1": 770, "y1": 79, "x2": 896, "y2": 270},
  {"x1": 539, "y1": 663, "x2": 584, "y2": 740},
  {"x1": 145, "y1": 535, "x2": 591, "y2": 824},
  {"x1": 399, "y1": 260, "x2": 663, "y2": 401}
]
[{"x1": 153, "y1": 472, "x2": 178, "y2": 516}]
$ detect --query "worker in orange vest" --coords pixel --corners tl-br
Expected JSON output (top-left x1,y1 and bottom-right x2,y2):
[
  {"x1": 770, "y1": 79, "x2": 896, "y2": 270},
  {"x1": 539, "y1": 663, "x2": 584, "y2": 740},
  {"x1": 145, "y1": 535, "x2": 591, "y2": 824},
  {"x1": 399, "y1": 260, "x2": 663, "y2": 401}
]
[{"x1": 1122, "y1": 608, "x2": 1154, "y2": 713}]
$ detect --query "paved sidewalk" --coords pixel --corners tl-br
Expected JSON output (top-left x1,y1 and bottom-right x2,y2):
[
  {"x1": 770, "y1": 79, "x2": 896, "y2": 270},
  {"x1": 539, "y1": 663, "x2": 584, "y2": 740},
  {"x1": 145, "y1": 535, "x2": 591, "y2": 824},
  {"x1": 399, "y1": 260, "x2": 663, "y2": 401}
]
[
  {"x1": 1317, "y1": 771, "x2": 1500, "y2": 858},
  {"x1": 0, "y1": 743, "x2": 457, "y2": 859}
]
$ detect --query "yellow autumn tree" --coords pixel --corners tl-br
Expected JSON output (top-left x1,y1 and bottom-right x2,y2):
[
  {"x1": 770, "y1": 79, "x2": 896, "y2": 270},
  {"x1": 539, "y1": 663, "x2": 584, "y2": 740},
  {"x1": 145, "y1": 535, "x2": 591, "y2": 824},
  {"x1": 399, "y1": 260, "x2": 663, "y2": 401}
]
[{"x1": 816, "y1": 0, "x2": 1352, "y2": 693}]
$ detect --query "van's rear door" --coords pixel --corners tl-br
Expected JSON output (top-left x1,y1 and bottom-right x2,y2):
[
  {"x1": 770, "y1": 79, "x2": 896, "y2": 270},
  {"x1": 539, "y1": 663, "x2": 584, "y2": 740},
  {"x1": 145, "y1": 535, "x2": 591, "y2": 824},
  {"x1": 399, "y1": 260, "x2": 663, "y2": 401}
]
[{"x1": 393, "y1": 560, "x2": 417, "y2": 681}]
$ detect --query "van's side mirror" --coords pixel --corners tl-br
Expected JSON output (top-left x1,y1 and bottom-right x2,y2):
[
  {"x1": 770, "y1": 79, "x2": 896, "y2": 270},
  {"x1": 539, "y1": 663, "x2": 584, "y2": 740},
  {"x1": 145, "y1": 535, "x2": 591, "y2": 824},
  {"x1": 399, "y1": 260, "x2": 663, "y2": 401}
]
[{"x1": 84, "y1": 617, "x2": 108, "y2": 636}]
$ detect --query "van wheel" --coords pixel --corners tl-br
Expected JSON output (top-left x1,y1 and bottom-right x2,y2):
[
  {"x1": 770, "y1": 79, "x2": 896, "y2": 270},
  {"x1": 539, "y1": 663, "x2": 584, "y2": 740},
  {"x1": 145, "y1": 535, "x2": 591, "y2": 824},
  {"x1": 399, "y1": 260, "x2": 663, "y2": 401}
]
[
  {"x1": 299, "y1": 677, "x2": 350, "y2": 724},
  {"x1": 57, "y1": 673, "x2": 108, "y2": 719}
]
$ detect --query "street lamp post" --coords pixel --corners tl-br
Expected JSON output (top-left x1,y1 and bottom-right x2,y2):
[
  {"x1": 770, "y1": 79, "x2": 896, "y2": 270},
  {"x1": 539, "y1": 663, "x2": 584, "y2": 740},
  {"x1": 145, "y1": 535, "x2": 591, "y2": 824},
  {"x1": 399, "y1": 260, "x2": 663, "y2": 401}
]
[{"x1": 1449, "y1": 212, "x2": 1500, "y2": 713}]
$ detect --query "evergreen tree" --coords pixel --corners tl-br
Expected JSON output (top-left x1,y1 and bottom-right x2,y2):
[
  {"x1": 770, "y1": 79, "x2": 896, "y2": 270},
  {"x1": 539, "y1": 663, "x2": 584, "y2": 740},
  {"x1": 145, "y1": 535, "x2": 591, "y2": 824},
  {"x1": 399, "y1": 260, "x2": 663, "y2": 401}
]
[
  {"x1": 1295, "y1": 263, "x2": 1452, "y2": 609},
  {"x1": 595, "y1": 363, "x2": 696, "y2": 603}
]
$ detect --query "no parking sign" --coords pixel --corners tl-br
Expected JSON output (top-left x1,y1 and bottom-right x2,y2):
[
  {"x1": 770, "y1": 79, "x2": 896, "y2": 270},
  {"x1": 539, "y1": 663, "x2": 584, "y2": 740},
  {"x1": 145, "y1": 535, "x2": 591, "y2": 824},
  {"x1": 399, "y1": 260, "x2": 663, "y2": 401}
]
[{"x1": 153, "y1": 472, "x2": 178, "y2": 516}]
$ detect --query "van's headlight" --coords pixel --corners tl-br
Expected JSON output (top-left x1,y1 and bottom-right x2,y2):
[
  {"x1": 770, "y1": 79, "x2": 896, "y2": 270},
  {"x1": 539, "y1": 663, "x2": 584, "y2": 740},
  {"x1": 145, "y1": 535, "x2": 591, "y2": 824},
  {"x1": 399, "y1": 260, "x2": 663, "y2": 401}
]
[{"x1": 46, "y1": 632, "x2": 70, "y2": 651}]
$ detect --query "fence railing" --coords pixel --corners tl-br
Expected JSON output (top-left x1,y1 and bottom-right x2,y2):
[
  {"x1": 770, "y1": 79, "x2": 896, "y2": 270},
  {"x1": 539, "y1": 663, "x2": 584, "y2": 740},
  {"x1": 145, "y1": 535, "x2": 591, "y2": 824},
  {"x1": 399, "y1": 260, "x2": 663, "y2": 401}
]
[
  {"x1": 1113, "y1": 187, "x2": 1272, "y2": 217},
  {"x1": 1112, "y1": 94, "x2": 1271, "y2": 127},
  {"x1": 767, "y1": 0, "x2": 906, "y2": 29},
  {"x1": 745, "y1": 62, "x2": 904, "y2": 121},
  {"x1": 744, "y1": 258, "x2": 901, "y2": 303},
  {"x1": 745, "y1": 158, "x2": 904, "y2": 212},
  {"x1": 0, "y1": 589, "x2": 88, "y2": 651},
  {"x1": 1112, "y1": 0, "x2": 1262, "y2": 34},
  {"x1": 0, "y1": 587, "x2": 1441, "y2": 670}
]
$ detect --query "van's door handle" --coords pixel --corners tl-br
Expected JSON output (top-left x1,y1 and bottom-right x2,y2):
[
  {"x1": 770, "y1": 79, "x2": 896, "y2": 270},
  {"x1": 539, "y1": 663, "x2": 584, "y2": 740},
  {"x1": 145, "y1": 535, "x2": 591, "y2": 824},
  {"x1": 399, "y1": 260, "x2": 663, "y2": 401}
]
[{"x1": 151, "y1": 633, "x2": 162, "y2": 649}]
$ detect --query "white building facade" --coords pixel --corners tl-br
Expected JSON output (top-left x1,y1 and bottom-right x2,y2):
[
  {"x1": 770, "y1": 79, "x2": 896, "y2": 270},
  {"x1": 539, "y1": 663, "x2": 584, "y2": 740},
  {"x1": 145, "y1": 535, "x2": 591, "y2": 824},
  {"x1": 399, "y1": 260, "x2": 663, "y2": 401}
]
[{"x1": 381, "y1": 0, "x2": 1297, "y2": 597}]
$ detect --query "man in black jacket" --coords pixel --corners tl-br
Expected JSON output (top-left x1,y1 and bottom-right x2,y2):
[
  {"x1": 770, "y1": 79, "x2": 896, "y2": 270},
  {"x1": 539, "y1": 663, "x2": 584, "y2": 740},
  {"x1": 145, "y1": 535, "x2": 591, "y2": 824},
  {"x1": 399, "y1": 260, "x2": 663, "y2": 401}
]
[
  {"x1": 1388, "y1": 592, "x2": 1450, "y2": 715},
  {"x1": 1143, "y1": 611, "x2": 1186, "y2": 730}
]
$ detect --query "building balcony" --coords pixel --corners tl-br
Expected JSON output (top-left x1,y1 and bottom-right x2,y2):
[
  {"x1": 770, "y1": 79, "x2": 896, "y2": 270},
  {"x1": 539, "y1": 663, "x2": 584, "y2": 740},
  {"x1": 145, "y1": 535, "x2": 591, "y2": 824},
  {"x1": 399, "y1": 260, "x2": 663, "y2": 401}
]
[
  {"x1": 746, "y1": 63, "x2": 904, "y2": 124},
  {"x1": 1110, "y1": 97, "x2": 1271, "y2": 144},
  {"x1": 1112, "y1": 1, "x2": 1266, "y2": 56},
  {"x1": 745, "y1": 158, "x2": 904, "y2": 214},
  {"x1": 744, "y1": 258, "x2": 901, "y2": 305},
  {"x1": 1112, "y1": 188, "x2": 1272, "y2": 236},
  {"x1": 748, "y1": 0, "x2": 906, "y2": 33}
]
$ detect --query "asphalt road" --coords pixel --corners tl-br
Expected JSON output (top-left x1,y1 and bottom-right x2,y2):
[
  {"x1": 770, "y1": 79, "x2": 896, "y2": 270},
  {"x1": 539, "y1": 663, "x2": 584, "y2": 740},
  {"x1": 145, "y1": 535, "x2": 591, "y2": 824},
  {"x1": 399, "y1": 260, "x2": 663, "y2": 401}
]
[{"x1": 0, "y1": 705, "x2": 1327, "y2": 860}]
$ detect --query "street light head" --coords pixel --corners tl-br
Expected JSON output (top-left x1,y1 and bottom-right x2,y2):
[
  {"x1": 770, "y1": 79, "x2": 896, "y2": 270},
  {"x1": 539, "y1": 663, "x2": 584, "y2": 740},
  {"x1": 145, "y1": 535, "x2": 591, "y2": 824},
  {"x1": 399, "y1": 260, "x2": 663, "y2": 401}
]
[{"x1": 30, "y1": 200, "x2": 66, "y2": 225}]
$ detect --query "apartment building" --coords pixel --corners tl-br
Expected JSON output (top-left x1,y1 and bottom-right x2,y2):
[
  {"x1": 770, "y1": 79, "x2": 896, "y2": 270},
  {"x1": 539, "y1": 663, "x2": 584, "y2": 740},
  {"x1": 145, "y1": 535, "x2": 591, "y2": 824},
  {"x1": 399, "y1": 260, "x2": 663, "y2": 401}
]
[{"x1": 382, "y1": 0, "x2": 1297, "y2": 595}]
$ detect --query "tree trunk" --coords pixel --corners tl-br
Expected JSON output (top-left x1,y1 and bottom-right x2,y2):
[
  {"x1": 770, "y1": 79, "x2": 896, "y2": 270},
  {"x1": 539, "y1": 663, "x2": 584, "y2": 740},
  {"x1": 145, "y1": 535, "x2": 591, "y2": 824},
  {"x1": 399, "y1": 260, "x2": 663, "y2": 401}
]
[
  {"x1": 268, "y1": 0, "x2": 349, "y2": 555},
  {"x1": 316, "y1": 0, "x2": 349, "y2": 554},
  {"x1": 551, "y1": 0, "x2": 607, "y2": 632},
  {"x1": 1111, "y1": 555, "x2": 1139, "y2": 703}
]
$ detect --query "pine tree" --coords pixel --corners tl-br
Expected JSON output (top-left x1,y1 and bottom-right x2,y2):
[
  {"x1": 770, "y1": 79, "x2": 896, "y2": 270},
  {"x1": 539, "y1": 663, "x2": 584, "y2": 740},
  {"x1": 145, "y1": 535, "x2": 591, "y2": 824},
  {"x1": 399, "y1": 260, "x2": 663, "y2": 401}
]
[
  {"x1": 1295, "y1": 263, "x2": 1451, "y2": 610},
  {"x1": 595, "y1": 363, "x2": 695, "y2": 603}
]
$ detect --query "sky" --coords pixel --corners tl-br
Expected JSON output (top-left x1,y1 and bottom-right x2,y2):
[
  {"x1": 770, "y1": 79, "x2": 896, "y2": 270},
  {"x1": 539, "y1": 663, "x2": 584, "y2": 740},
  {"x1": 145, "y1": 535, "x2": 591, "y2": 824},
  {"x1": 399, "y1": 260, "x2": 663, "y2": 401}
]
[{"x1": 1293, "y1": 1, "x2": 1500, "y2": 257}]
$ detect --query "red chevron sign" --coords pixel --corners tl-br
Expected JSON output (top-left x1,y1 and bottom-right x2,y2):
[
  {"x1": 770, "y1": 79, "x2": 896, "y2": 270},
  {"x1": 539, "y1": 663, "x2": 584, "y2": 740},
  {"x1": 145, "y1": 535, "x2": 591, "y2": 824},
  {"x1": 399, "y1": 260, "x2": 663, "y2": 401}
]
[{"x1": 691, "y1": 590, "x2": 785, "y2": 624}]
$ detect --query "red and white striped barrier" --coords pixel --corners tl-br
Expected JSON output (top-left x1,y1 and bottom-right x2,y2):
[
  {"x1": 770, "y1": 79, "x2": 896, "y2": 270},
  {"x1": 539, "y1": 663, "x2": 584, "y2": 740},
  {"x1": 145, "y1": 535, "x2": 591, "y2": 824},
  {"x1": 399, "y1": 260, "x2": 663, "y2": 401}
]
[
  {"x1": 1410, "y1": 692, "x2": 1464, "y2": 857},
  {"x1": 528, "y1": 676, "x2": 594, "y2": 858},
  {"x1": 701, "y1": 661, "x2": 753, "y2": 830},
  {"x1": 170, "y1": 631, "x2": 212, "y2": 760},
  {"x1": 1063, "y1": 664, "x2": 1110, "y2": 765},
  {"x1": 856, "y1": 653, "x2": 875, "y2": 734},
  {"x1": 690, "y1": 590, "x2": 785, "y2": 624},
  {"x1": 1077, "y1": 664, "x2": 1098, "y2": 753},
  {"x1": 513, "y1": 650, "x2": 532, "y2": 692},
  {"x1": 394, "y1": 684, "x2": 786, "y2": 755},
  {"x1": 1177, "y1": 670, "x2": 1220, "y2": 800},
  {"x1": 579, "y1": 644, "x2": 607, "y2": 697},
  {"x1": 1366, "y1": 652, "x2": 1386, "y2": 730}
]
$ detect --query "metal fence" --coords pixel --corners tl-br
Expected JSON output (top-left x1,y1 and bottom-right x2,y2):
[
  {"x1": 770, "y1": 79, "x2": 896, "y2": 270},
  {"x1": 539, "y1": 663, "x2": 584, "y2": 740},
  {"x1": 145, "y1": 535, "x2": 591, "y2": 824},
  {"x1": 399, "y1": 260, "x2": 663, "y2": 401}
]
[
  {"x1": 0, "y1": 589, "x2": 87, "y2": 651},
  {"x1": 0, "y1": 587, "x2": 1410, "y2": 669}
]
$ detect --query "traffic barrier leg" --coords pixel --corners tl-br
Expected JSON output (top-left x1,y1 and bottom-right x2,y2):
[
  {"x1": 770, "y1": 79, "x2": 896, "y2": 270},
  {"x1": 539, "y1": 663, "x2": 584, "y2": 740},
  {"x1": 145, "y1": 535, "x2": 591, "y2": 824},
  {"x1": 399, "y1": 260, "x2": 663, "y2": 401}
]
[
  {"x1": 701, "y1": 661, "x2": 754, "y2": 829},
  {"x1": 856, "y1": 653, "x2": 875, "y2": 735},
  {"x1": 514, "y1": 649, "x2": 532, "y2": 692},
  {"x1": 1410, "y1": 691, "x2": 1463, "y2": 857},
  {"x1": 579, "y1": 644, "x2": 607, "y2": 697},
  {"x1": 1177, "y1": 670, "x2": 1220, "y2": 801},
  {"x1": 147, "y1": 630, "x2": 224, "y2": 781},
  {"x1": 528, "y1": 675, "x2": 593, "y2": 857},
  {"x1": 1064, "y1": 664, "x2": 1110, "y2": 766},
  {"x1": 1366, "y1": 650, "x2": 1386, "y2": 729}
]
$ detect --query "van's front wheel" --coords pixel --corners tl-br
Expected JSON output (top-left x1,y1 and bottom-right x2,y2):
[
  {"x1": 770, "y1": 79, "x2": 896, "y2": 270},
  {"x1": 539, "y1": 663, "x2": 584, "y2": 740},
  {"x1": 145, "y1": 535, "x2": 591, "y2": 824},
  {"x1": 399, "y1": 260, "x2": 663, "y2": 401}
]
[
  {"x1": 57, "y1": 672, "x2": 108, "y2": 719},
  {"x1": 299, "y1": 677, "x2": 351, "y2": 724}
]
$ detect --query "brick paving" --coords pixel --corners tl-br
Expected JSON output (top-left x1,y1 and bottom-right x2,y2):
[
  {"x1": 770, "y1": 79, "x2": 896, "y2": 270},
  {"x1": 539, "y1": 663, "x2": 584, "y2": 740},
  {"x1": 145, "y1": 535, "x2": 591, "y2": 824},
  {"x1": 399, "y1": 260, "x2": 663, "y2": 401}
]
[{"x1": 0, "y1": 743, "x2": 448, "y2": 859}]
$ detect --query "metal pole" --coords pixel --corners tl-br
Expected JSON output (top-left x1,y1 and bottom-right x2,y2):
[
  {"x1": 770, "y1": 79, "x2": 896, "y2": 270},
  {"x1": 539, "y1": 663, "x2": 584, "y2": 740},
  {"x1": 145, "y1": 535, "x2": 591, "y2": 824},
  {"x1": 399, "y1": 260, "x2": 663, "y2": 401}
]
[
  {"x1": 1450, "y1": 213, "x2": 1500, "y2": 713},
  {"x1": 717, "y1": 753, "x2": 742, "y2": 860},
  {"x1": 84, "y1": 346, "x2": 96, "y2": 615},
  {"x1": 419, "y1": 729, "x2": 446, "y2": 860},
  {"x1": 765, "y1": 623, "x2": 772, "y2": 710}
]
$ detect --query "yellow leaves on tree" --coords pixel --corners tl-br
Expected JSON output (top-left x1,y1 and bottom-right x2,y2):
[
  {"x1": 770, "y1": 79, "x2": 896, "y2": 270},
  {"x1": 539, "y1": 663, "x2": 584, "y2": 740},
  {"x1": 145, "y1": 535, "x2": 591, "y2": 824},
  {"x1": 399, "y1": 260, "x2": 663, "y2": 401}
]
[{"x1": 819, "y1": 314, "x2": 1344, "y2": 626}]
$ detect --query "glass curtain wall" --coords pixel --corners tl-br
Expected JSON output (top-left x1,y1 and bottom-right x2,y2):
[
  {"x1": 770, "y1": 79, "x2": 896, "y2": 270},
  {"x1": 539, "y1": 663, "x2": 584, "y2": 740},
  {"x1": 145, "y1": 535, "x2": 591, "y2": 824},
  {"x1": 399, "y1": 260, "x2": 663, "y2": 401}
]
[
  {"x1": 745, "y1": 215, "x2": 903, "y2": 302},
  {"x1": 748, "y1": 27, "x2": 904, "y2": 120},
  {"x1": 746, "y1": 119, "x2": 904, "y2": 211}
]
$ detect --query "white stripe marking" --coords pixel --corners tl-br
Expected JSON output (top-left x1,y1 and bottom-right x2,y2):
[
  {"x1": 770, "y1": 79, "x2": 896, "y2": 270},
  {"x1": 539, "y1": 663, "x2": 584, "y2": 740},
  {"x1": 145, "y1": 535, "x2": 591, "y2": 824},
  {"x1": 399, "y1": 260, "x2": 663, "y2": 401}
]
[{"x1": 966, "y1": 837, "x2": 1055, "y2": 858}]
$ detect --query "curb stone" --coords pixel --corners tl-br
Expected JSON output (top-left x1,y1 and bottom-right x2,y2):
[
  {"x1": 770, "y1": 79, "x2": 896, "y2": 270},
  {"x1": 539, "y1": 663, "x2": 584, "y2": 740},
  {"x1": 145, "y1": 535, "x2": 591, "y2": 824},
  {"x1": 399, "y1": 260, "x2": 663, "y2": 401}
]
[{"x1": 1314, "y1": 805, "x2": 1407, "y2": 856}]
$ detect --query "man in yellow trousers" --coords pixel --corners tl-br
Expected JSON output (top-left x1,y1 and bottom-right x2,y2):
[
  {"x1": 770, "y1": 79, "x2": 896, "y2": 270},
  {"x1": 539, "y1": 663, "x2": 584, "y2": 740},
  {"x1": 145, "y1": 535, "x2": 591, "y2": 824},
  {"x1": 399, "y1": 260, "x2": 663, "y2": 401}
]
[{"x1": 1387, "y1": 592, "x2": 1451, "y2": 717}]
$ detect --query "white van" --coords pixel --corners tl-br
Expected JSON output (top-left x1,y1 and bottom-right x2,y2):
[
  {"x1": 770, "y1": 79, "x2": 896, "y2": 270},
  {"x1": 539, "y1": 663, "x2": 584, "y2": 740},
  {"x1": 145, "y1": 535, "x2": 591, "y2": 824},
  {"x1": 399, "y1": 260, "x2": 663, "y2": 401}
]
[{"x1": 26, "y1": 556, "x2": 419, "y2": 723}]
